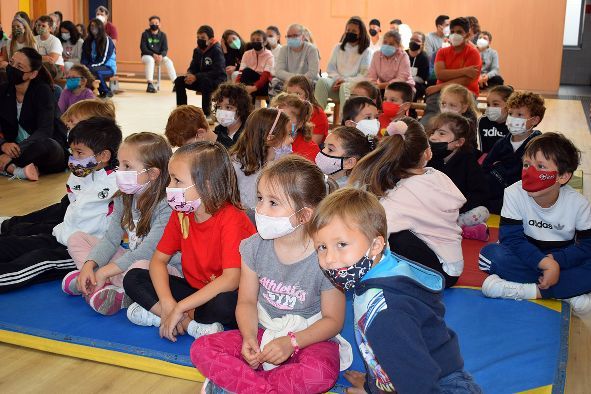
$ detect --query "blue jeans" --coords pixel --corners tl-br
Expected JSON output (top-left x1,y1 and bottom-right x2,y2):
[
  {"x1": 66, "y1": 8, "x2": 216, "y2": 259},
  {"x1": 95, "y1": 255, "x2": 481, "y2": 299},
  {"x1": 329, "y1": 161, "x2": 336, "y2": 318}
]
[
  {"x1": 89, "y1": 65, "x2": 114, "y2": 94},
  {"x1": 439, "y1": 369, "x2": 482, "y2": 394}
]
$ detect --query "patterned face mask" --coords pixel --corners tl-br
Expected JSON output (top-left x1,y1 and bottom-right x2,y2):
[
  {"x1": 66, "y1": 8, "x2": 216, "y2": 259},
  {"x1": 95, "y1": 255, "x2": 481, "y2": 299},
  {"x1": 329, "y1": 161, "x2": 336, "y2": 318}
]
[
  {"x1": 323, "y1": 241, "x2": 376, "y2": 291},
  {"x1": 68, "y1": 155, "x2": 99, "y2": 177}
]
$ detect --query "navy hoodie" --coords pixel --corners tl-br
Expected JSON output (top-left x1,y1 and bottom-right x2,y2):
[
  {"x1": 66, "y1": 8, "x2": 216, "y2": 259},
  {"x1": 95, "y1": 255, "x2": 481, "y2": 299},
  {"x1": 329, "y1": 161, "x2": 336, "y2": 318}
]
[
  {"x1": 353, "y1": 249, "x2": 465, "y2": 393},
  {"x1": 187, "y1": 41, "x2": 226, "y2": 84}
]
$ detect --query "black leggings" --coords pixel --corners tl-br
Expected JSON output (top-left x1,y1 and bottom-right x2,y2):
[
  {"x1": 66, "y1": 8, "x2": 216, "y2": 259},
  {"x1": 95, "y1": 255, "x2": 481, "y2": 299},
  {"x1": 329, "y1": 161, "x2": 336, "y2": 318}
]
[
  {"x1": 1, "y1": 194, "x2": 69, "y2": 236},
  {"x1": 10, "y1": 138, "x2": 67, "y2": 174},
  {"x1": 123, "y1": 268, "x2": 239, "y2": 328},
  {"x1": 389, "y1": 230, "x2": 459, "y2": 288}
]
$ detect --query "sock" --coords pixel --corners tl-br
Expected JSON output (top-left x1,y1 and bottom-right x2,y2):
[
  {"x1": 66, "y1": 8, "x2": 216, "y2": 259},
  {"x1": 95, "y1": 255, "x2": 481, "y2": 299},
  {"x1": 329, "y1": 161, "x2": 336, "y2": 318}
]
[{"x1": 12, "y1": 166, "x2": 26, "y2": 179}]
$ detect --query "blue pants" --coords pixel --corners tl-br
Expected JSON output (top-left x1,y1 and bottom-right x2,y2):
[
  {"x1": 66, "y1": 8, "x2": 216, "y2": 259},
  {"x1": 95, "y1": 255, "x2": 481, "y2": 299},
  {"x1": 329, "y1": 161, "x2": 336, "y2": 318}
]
[
  {"x1": 479, "y1": 243, "x2": 591, "y2": 299},
  {"x1": 89, "y1": 65, "x2": 114, "y2": 94},
  {"x1": 439, "y1": 369, "x2": 482, "y2": 394}
]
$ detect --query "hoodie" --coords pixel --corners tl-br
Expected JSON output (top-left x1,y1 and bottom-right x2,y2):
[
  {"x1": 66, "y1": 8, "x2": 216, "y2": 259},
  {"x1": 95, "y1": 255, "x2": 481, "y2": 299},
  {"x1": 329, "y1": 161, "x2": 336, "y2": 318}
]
[
  {"x1": 353, "y1": 249, "x2": 465, "y2": 393},
  {"x1": 187, "y1": 40, "x2": 226, "y2": 84}
]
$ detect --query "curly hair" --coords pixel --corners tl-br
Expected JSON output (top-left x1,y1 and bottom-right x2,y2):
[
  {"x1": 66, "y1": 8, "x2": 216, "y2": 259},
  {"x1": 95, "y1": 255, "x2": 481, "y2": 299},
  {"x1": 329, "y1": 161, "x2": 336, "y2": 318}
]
[
  {"x1": 164, "y1": 105, "x2": 209, "y2": 147},
  {"x1": 212, "y1": 82, "x2": 253, "y2": 125},
  {"x1": 506, "y1": 91, "x2": 546, "y2": 120}
]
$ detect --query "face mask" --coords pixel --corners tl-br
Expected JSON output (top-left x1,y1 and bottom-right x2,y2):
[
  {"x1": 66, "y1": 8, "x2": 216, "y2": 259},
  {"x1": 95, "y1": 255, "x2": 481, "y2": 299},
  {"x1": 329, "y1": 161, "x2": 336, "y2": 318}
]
[
  {"x1": 429, "y1": 140, "x2": 452, "y2": 161},
  {"x1": 37, "y1": 27, "x2": 48, "y2": 36},
  {"x1": 68, "y1": 155, "x2": 99, "y2": 177},
  {"x1": 323, "y1": 243, "x2": 376, "y2": 291},
  {"x1": 443, "y1": 25, "x2": 451, "y2": 36},
  {"x1": 116, "y1": 169, "x2": 150, "y2": 195},
  {"x1": 6, "y1": 64, "x2": 25, "y2": 86},
  {"x1": 166, "y1": 185, "x2": 201, "y2": 213},
  {"x1": 476, "y1": 38, "x2": 489, "y2": 49},
  {"x1": 229, "y1": 39, "x2": 241, "y2": 50},
  {"x1": 197, "y1": 39, "x2": 208, "y2": 50},
  {"x1": 409, "y1": 41, "x2": 421, "y2": 51},
  {"x1": 12, "y1": 27, "x2": 23, "y2": 37},
  {"x1": 344, "y1": 32, "x2": 358, "y2": 43},
  {"x1": 96, "y1": 15, "x2": 107, "y2": 23},
  {"x1": 61, "y1": 32, "x2": 71, "y2": 41},
  {"x1": 90, "y1": 27, "x2": 99, "y2": 36},
  {"x1": 255, "y1": 208, "x2": 303, "y2": 239},
  {"x1": 369, "y1": 28, "x2": 378, "y2": 37},
  {"x1": 355, "y1": 119, "x2": 380, "y2": 137},
  {"x1": 449, "y1": 33, "x2": 465, "y2": 47},
  {"x1": 149, "y1": 24, "x2": 159, "y2": 31},
  {"x1": 273, "y1": 144, "x2": 293, "y2": 160},
  {"x1": 485, "y1": 107, "x2": 503, "y2": 122},
  {"x1": 287, "y1": 37, "x2": 301, "y2": 48},
  {"x1": 267, "y1": 36, "x2": 277, "y2": 46},
  {"x1": 506, "y1": 115, "x2": 531, "y2": 136},
  {"x1": 66, "y1": 77, "x2": 81, "y2": 90},
  {"x1": 382, "y1": 101, "x2": 401, "y2": 118},
  {"x1": 315, "y1": 151, "x2": 346, "y2": 175},
  {"x1": 251, "y1": 42, "x2": 263, "y2": 51},
  {"x1": 380, "y1": 44, "x2": 396, "y2": 57},
  {"x1": 521, "y1": 166, "x2": 558, "y2": 193},
  {"x1": 440, "y1": 106, "x2": 461, "y2": 114},
  {"x1": 216, "y1": 109, "x2": 236, "y2": 127}
]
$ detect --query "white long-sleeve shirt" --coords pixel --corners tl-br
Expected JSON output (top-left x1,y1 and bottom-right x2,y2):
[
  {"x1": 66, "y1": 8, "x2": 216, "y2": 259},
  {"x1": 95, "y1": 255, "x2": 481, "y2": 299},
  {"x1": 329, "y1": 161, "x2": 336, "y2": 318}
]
[{"x1": 326, "y1": 43, "x2": 372, "y2": 82}]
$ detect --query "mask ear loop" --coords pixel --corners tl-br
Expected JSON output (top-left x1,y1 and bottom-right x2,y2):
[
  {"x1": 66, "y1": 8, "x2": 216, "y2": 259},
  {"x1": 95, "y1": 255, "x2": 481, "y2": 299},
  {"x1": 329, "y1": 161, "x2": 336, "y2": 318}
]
[{"x1": 266, "y1": 108, "x2": 284, "y2": 141}]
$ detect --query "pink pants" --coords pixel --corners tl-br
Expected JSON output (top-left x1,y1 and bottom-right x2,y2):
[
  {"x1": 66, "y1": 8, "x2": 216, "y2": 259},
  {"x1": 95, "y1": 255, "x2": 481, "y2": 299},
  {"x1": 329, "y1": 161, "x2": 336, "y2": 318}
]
[{"x1": 191, "y1": 328, "x2": 339, "y2": 394}]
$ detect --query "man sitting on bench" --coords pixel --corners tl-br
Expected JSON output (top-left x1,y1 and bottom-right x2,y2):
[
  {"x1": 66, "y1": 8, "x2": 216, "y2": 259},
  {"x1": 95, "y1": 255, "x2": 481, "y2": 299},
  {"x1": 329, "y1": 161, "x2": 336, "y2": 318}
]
[{"x1": 140, "y1": 15, "x2": 177, "y2": 93}]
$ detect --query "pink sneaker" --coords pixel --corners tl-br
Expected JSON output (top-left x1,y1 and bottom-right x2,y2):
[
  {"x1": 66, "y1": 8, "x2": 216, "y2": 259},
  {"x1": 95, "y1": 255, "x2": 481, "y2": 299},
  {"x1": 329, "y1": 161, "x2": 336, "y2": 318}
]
[
  {"x1": 23, "y1": 164, "x2": 39, "y2": 181},
  {"x1": 89, "y1": 285, "x2": 133, "y2": 315},
  {"x1": 61, "y1": 270, "x2": 82, "y2": 295},
  {"x1": 462, "y1": 224, "x2": 490, "y2": 241}
]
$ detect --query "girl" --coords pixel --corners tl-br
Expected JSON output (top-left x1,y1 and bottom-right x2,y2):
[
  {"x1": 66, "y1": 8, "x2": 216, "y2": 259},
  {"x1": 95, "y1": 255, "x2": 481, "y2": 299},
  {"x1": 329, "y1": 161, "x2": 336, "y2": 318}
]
[
  {"x1": 349, "y1": 117, "x2": 466, "y2": 287},
  {"x1": 271, "y1": 93, "x2": 318, "y2": 162},
  {"x1": 315, "y1": 126, "x2": 374, "y2": 188},
  {"x1": 212, "y1": 82, "x2": 253, "y2": 148},
  {"x1": 350, "y1": 80, "x2": 382, "y2": 110},
  {"x1": 427, "y1": 113, "x2": 490, "y2": 241},
  {"x1": 341, "y1": 96, "x2": 380, "y2": 138},
  {"x1": 59, "y1": 20, "x2": 84, "y2": 71},
  {"x1": 191, "y1": 156, "x2": 347, "y2": 394},
  {"x1": 0, "y1": 17, "x2": 37, "y2": 69},
  {"x1": 478, "y1": 85, "x2": 513, "y2": 154},
  {"x1": 237, "y1": 30, "x2": 274, "y2": 98},
  {"x1": 229, "y1": 107, "x2": 293, "y2": 209},
  {"x1": 81, "y1": 18, "x2": 116, "y2": 98},
  {"x1": 367, "y1": 30, "x2": 415, "y2": 92},
  {"x1": 221, "y1": 29, "x2": 245, "y2": 81},
  {"x1": 265, "y1": 26, "x2": 281, "y2": 58},
  {"x1": 439, "y1": 84, "x2": 479, "y2": 147},
  {"x1": 64, "y1": 133, "x2": 182, "y2": 315},
  {"x1": 58, "y1": 64, "x2": 95, "y2": 113},
  {"x1": 122, "y1": 141, "x2": 256, "y2": 340},
  {"x1": 406, "y1": 31, "x2": 430, "y2": 102},
  {"x1": 285, "y1": 75, "x2": 329, "y2": 145}
]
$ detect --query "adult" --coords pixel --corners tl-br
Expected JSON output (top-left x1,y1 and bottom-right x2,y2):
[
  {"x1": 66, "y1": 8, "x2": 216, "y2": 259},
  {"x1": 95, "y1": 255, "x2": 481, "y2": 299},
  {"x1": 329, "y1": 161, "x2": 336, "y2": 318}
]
[
  {"x1": 367, "y1": 30, "x2": 414, "y2": 91},
  {"x1": 314, "y1": 17, "x2": 371, "y2": 110},
  {"x1": 0, "y1": 48, "x2": 68, "y2": 181},
  {"x1": 95, "y1": 6, "x2": 118, "y2": 44},
  {"x1": 467, "y1": 16, "x2": 481, "y2": 45},
  {"x1": 236, "y1": 30, "x2": 274, "y2": 98},
  {"x1": 368, "y1": 19, "x2": 382, "y2": 53},
  {"x1": 406, "y1": 31, "x2": 430, "y2": 102},
  {"x1": 268, "y1": 23, "x2": 319, "y2": 97},
  {"x1": 0, "y1": 24, "x2": 7, "y2": 58},
  {"x1": 420, "y1": 17, "x2": 482, "y2": 126},
  {"x1": 140, "y1": 15, "x2": 177, "y2": 93},
  {"x1": 81, "y1": 18, "x2": 116, "y2": 98},
  {"x1": 59, "y1": 21, "x2": 84, "y2": 71},
  {"x1": 0, "y1": 17, "x2": 37, "y2": 70},
  {"x1": 477, "y1": 31, "x2": 504, "y2": 89},
  {"x1": 221, "y1": 29, "x2": 245, "y2": 81},
  {"x1": 389, "y1": 19, "x2": 402, "y2": 31},
  {"x1": 34, "y1": 15, "x2": 64, "y2": 78},
  {"x1": 173, "y1": 25, "x2": 225, "y2": 117},
  {"x1": 424, "y1": 15, "x2": 450, "y2": 59},
  {"x1": 265, "y1": 26, "x2": 281, "y2": 59}
]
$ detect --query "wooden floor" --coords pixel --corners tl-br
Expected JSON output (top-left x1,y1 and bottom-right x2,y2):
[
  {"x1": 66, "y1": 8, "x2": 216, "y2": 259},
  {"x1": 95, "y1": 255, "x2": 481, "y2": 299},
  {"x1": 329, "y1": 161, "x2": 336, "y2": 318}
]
[{"x1": 0, "y1": 82, "x2": 589, "y2": 392}]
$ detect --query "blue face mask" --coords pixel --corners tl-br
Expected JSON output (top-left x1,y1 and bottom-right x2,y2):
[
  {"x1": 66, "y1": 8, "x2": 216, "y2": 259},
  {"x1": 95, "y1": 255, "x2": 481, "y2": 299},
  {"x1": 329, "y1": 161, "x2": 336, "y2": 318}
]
[
  {"x1": 380, "y1": 44, "x2": 396, "y2": 57},
  {"x1": 287, "y1": 37, "x2": 302, "y2": 48},
  {"x1": 66, "y1": 77, "x2": 81, "y2": 90}
]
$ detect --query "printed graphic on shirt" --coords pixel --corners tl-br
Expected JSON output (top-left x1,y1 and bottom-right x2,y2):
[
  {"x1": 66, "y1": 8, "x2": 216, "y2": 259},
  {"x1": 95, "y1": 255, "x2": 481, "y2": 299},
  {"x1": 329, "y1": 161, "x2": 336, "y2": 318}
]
[
  {"x1": 481, "y1": 126, "x2": 505, "y2": 138},
  {"x1": 205, "y1": 57, "x2": 212, "y2": 66},
  {"x1": 259, "y1": 277, "x2": 307, "y2": 310}
]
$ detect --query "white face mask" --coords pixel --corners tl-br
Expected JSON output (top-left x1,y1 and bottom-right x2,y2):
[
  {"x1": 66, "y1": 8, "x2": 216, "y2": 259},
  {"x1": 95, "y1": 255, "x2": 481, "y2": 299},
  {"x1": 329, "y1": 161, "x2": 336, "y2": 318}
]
[
  {"x1": 255, "y1": 208, "x2": 302, "y2": 239},
  {"x1": 485, "y1": 107, "x2": 503, "y2": 122},
  {"x1": 449, "y1": 33, "x2": 464, "y2": 47},
  {"x1": 267, "y1": 36, "x2": 277, "y2": 46},
  {"x1": 216, "y1": 109, "x2": 237, "y2": 127},
  {"x1": 506, "y1": 115, "x2": 531, "y2": 135},
  {"x1": 476, "y1": 38, "x2": 489, "y2": 49},
  {"x1": 440, "y1": 106, "x2": 461, "y2": 114},
  {"x1": 96, "y1": 15, "x2": 107, "y2": 23},
  {"x1": 443, "y1": 25, "x2": 451, "y2": 36},
  {"x1": 355, "y1": 119, "x2": 380, "y2": 137}
]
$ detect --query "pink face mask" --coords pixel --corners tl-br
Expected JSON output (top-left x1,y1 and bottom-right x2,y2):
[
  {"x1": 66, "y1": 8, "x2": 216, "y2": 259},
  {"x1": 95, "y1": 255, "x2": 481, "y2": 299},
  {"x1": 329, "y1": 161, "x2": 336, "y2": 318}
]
[
  {"x1": 166, "y1": 184, "x2": 201, "y2": 213},
  {"x1": 115, "y1": 169, "x2": 149, "y2": 195}
]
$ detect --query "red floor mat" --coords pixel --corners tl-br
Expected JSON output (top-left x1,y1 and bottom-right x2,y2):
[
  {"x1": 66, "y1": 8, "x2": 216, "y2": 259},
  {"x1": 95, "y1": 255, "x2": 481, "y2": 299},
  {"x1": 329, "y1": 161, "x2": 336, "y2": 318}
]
[{"x1": 456, "y1": 227, "x2": 499, "y2": 287}]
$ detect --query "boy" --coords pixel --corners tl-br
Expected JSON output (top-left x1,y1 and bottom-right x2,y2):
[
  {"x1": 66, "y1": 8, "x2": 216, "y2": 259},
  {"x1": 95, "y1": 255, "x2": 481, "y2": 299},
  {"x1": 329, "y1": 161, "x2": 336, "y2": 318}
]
[
  {"x1": 309, "y1": 188, "x2": 481, "y2": 394},
  {"x1": 0, "y1": 117, "x2": 122, "y2": 292},
  {"x1": 482, "y1": 91, "x2": 545, "y2": 213},
  {"x1": 476, "y1": 31, "x2": 504, "y2": 89},
  {"x1": 34, "y1": 15, "x2": 64, "y2": 79},
  {"x1": 164, "y1": 105, "x2": 217, "y2": 147},
  {"x1": 479, "y1": 133, "x2": 591, "y2": 316},
  {"x1": 379, "y1": 82, "x2": 413, "y2": 135}
]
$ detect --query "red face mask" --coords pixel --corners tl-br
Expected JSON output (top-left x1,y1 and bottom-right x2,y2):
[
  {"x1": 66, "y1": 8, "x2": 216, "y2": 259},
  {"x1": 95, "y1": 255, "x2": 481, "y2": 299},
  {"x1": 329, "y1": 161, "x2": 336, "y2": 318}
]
[
  {"x1": 521, "y1": 166, "x2": 558, "y2": 192},
  {"x1": 382, "y1": 101, "x2": 401, "y2": 118}
]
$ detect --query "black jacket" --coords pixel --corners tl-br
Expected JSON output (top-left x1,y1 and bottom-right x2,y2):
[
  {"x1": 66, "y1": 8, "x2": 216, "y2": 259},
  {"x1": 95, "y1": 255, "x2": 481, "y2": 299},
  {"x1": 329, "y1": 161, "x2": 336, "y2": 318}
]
[
  {"x1": 187, "y1": 42, "x2": 226, "y2": 84},
  {"x1": 214, "y1": 123, "x2": 244, "y2": 149},
  {"x1": 140, "y1": 29, "x2": 168, "y2": 57}
]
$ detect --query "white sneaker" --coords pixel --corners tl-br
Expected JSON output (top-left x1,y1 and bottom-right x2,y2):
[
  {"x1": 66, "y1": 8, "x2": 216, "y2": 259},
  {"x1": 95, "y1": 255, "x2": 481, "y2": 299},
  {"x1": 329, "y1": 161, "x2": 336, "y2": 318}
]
[
  {"x1": 187, "y1": 321, "x2": 224, "y2": 339},
  {"x1": 566, "y1": 294, "x2": 591, "y2": 316},
  {"x1": 482, "y1": 274, "x2": 535, "y2": 300},
  {"x1": 126, "y1": 302, "x2": 161, "y2": 327}
]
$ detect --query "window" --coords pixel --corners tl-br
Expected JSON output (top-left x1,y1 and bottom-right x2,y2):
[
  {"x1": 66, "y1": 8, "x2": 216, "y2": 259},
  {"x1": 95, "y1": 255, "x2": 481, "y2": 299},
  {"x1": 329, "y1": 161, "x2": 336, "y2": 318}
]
[{"x1": 563, "y1": 0, "x2": 586, "y2": 47}]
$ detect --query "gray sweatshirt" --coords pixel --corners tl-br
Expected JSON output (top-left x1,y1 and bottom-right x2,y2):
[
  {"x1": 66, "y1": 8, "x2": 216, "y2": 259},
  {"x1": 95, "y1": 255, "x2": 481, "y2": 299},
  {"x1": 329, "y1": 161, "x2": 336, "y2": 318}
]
[
  {"x1": 480, "y1": 47, "x2": 500, "y2": 78},
  {"x1": 273, "y1": 41, "x2": 320, "y2": 82}
]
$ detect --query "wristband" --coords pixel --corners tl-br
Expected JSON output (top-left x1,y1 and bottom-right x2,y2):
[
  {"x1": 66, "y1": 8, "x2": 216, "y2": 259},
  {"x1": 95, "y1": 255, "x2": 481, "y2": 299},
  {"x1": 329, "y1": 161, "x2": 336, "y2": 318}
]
[{"x1": 287, "y1": 331, "x2": 300, "y2": 356}]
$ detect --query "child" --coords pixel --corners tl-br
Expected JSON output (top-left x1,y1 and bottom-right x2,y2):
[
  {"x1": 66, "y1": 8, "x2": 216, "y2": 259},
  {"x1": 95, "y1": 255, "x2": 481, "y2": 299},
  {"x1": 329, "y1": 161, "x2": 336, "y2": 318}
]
[
  {"x1": 427, "y1": 113, "x2": 490, "y2": 241},
  {"x1": 315, "y1": 126, "x2": 374, "y2": 188},
  {"x1": 285, "y1": 75, "x2": 329, "y2": 145},
  {"x1": 229, "y1": 108, "x2": 293, "y2": 210},
  {"x1": 477, "y1": 31, "x2": 504, "y2": 89},
  {"x1": 482, "y1": 91, "x2": 544, "y2": 214},
  {"x1": 478, "y1": 85, "x2": 513, "y2": 154},
  {"x1": 0, "y1": 117, "x2": 122, "y2": 292},
  {"x1": 61, "y1": 98, "x2": 116, "y2": 131},
  {"x1": 191, "y1": 156, "x2": 347, "y2": 394},
  {"x1": 236, "y1": 30, "x2": 274, "y2": 98},
  {"x1": 270, "y1": 92, "x2": 318, "y2": 162},
  {"x1": 379, "y1": 81, "x2": 413, "y2": 134},
  {"x1": 342, "y1": 96, "x2": 380, "y2": 138},
  {"x1": 122, "y1": 141, "x2": 256, "y2": 340},
  {"x1": 164, "y1": 105, "x2": 217, "y2": 147},
  {"x1": 479, "y1": 133, "x2": 591, "y2": 316},
  {"x1": 350, "y1": 80, "x2": 382, "y2": 109},
  {"x1": 64, "y1": 132, "x2": 182, "y2": 315},
  {"x1": 309, "y1": 188, "x2": 482, "y2": 393},
  {"x1": 350, "y1": 117, "x2": 466, "y2": 287},
  {"x1": 58, "y1": 64, "x2": 95, "y2": 113},
  {"x1": 439, "y1": 84, "x2": 479, "y2": 144},
  {"x1": 212, "y1": 82, "x2": 253, "y2": 148}
]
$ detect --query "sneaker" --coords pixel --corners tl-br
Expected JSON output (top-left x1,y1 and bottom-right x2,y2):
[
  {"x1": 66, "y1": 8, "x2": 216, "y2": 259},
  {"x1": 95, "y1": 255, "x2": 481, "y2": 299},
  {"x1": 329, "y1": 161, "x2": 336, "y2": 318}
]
[
  {"x1": 462, "y1": 224, "x2": 490, "y2": 242},
  {"x1": 482, "y1": 274, "x2": 533, "y2": 300},
  {"x1": 89, "y1": 285, "x2": 133, "y2": 315},
  {"x1": 61, "y1": 270, "x2": 82, "y2": 295},
  {"x1": 106, "y1": 90, "x2": 114, "y2": 98},
  {"x1": 187, "y1": 321, "x2": 224, "y2": 339},
  {"x1": 566, "y1": 294, "x2": 591, "y2": 316},
  {"x1": 23, "y1": 164, "x2": 39, "y2": 181},
  {"x1": 127, "y1": 302, "x2": 161, "y2": 327},
  {"x1": 201, "y1": 378, "x2": 231, "y2": 394},
  {"x1": 146, "y1": 82, "x2": 157, "y2": 93}
]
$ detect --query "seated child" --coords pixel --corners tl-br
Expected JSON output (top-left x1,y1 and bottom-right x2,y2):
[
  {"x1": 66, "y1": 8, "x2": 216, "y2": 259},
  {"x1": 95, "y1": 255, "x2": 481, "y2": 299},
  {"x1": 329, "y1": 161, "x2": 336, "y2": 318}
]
[
  {"x1": 315, "y1": 126, "x2": 374, "y2": 188},
  {"x1": 58, "y1": 64, "x2": 95, "y2": 113},
  {"x1": 350, "y1": 80, "x2": 382, "y2": 109},
  {"x1": 479, "y1": 133, "x2": 591, "y2": 316},
  {"x1": 342, "y1": 96, "x2": 380, "y2": 138},
  {"x1": 438, "y1": 84, "x2": 479, "y2": 147},
  {"x1": 271, "y1": 92, "x2": 318, "y2": 162},
  {"x1": 350, "y1": 117, "x2": 466, "y2": 287},
  {"x1": 0, "y1": 117, "x2": 122, "y2": 292},
  {"x1": 123, "y1": 141, "x2": 256, "y2": 340},
  {"x1": 285, "y1": 75, "x2": 329, "y2": 145},
  {"x1": 379, "y1": 81, "x2": 413, "y2": 134},
  {"x1": 478, "y1": 85, "x2": 513, "y2": 154},
  {"x1": 43, "y1": 61, "x2": 63, "y2": 104},
  {"x1": 191, "y1": 156, "x2": 347, "y2": 394},
  {"x1": 477, "y1": 31, "x2": 504, "y2": 89},
  {"x1": 236, "y1": 30, "x2": 274, "y2": 98},
  {"x1": 482, "y1": 91, "x2": 544, "y2": 214},
  {"x1": 164, "y1": 105, "x2": 217, "y2": 147},
  {"x1": 64, "y1": 132, "x2": 182, "y2": 315},
  {"x1": 211, "y1": 82, "x2": 253, "y2": 148},
  {"x1": 309, "y1": 187, "x2": 482, "y2": 394},
  {"x1": 427, "y1": 112, "x2": 490, "y2": 241}
]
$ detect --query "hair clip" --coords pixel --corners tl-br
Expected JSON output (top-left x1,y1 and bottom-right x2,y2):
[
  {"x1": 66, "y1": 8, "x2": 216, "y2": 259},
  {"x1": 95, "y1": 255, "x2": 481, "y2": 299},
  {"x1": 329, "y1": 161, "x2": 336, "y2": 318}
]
[{"x1": 387, "y1": 120, "x2": 408, "y2": 139}]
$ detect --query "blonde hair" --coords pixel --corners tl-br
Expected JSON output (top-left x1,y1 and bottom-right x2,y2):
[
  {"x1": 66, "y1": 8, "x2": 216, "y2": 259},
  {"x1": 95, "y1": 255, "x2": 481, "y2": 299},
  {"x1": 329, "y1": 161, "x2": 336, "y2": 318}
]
[
  {"x1": 440, "y1": 84, "x2": 478, "y2": 118},
  {"x1": 9, "y1": 17, "x2": 37, "y2": 57},
  {"x1": 60, "y1": 99, "x2": 115, "y2": 124},
  {"x1": 270, "y1": 92, "x2": 313, "y2": 141}
]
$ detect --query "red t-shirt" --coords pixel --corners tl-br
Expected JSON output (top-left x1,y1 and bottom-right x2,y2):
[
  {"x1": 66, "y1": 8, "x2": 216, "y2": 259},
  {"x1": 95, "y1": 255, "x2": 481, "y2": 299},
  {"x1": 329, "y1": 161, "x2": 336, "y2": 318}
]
[
  {"x1": 105, "y1": 22, "x2": 118, "y2": 40},
  {"x1": 292, "y1": 133, "x2": 320, "y2": 162},
  {"x1": 435, "y1": 44, "x2": 482, "y2": 95},
  {"x1": 310, "y1": 105, "x2": 329, "y2": 143},
  {"x1": 157, "y1": 204, "x2": 256, "y2": 289}
]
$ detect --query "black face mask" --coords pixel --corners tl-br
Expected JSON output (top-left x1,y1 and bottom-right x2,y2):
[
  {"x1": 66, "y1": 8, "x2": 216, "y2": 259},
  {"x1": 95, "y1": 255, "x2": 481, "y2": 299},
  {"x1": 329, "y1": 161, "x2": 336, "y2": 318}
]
[
  {"x1": 149, "y1": 24, "x2": 159, "y2": 31},
  {"x1": 429, "y1": 140, "x2": 453, "y2": 161},
  {"x1": 197, "y1": 39, "x2": 208, "y2": 50},
  {"x1": 344, "y1": 32, "x2": 358, "y2": 43},
  {"x1": 251, "y1": 42, "x2": 263, "y2": 51},
  {"x1": 6, "y1": 64, "x2": 25, "y2": 86},
  {"x1": 369, "y1": 29, "x2": 378, "y2": 37},
  {"x1": 409, "y1": 41, "x2": 421, "y2": 51}
]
